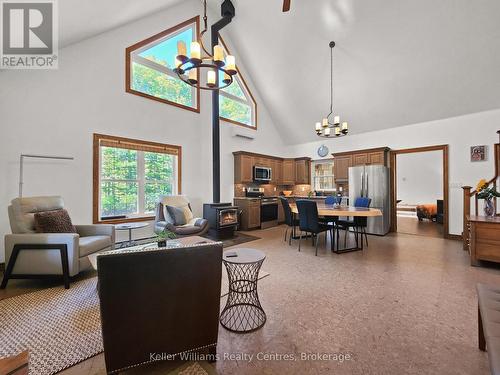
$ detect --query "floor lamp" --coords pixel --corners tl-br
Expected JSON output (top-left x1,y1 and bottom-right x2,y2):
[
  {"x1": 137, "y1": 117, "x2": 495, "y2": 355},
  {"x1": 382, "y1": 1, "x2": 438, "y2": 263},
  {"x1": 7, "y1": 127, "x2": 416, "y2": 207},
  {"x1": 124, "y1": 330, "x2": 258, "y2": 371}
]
[{"x1": 19, "y1": 154, "x2": 74, "y2": 198}]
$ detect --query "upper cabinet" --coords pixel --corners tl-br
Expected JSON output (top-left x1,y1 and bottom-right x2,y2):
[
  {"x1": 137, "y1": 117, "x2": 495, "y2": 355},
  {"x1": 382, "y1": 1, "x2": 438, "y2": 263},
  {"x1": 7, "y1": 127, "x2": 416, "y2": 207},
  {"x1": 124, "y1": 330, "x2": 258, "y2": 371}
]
[
  {"x1": 234, "y1": 154, "x2": 254, "y2": 183},
  {"x1": 282, "y1": 159, "x2": 296, "y2": 185},
  {"x1": 333, "y1": 156, "x2": 352, "y2": 181},
  {"x1": 233, "y1": 152, "x2": 310, "y2": 185},
  {"x1": 295, "y1": 158, "x2": 311, "y2": 184},
  {"x1": 333, "y1": 147, "x2": 390, "y2": 183}
]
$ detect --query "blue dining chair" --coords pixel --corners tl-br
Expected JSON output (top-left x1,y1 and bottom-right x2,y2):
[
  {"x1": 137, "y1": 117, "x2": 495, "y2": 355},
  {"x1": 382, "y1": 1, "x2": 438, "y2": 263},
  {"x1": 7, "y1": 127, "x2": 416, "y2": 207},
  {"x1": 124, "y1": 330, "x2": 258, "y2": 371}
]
[
  {"x1": 337, "y1": 197, "x2": 371, "y2": 247},
  {"x1": 325, "y1": 196, "x2": 340, "y2": 205},
  {"x1": 296, "y1": 200, "x2": 334, "y2": 256}
]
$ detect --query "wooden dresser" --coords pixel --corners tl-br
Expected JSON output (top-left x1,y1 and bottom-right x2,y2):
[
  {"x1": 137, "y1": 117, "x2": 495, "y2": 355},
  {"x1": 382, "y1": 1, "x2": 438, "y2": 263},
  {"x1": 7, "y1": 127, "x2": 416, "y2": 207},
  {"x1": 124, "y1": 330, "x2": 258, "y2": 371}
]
[{"x1": 468, "y1": 215, "x2": 500, "y2": 266}]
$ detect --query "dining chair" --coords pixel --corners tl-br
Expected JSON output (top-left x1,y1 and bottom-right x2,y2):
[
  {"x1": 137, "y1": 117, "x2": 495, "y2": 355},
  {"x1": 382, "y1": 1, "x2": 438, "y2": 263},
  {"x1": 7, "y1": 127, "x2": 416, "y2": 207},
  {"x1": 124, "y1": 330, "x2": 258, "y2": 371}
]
[
  {"x1": 325, "y1": 196, "x2": 340, "y2": 205},
  {"x1": 279, "y1": 197, "x2": 299, "y2": 246},
  {"x1": 296, "y1": 200, "x2": 333, "y2": 256},
  {"x1": 337, "y1": 197, "x2": 371, "y2": 247}
]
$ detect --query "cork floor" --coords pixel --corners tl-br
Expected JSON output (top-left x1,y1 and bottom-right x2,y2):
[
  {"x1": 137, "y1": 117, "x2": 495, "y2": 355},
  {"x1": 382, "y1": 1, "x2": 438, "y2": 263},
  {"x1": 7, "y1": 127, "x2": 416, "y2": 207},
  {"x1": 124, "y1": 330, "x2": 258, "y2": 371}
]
[{"x1": 3, "y1": 225, "x2": 500, "y2": 375}]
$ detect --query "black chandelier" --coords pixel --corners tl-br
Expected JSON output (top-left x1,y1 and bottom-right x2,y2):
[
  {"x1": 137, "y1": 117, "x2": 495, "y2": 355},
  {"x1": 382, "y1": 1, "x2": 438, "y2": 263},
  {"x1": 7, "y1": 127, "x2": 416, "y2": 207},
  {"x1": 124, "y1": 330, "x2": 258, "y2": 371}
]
[
  {"x1": 173, "y1": 0, "x2": 237, "y2": 91},
  {"x1": 316, "y1": 41, "x2": 349, "y2": 138}
]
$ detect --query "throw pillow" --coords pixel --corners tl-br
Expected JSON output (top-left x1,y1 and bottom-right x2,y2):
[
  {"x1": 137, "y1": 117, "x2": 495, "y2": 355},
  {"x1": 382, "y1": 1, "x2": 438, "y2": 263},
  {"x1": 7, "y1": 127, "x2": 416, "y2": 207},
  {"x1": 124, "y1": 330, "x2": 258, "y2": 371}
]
[
  {"x1": 34, "y1": 209, "x2": 77, "y2": 233},
  {"x1": 166, "y1": 205, "x2": 188, "y2": 226}
]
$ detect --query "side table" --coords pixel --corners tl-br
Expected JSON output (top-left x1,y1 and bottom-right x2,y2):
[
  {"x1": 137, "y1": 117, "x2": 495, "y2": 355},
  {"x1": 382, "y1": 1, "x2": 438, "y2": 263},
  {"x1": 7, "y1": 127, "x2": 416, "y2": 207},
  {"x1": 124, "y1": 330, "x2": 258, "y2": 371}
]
[{"x1": 220, "y1": 248, "x2": 266, "y2": 333}]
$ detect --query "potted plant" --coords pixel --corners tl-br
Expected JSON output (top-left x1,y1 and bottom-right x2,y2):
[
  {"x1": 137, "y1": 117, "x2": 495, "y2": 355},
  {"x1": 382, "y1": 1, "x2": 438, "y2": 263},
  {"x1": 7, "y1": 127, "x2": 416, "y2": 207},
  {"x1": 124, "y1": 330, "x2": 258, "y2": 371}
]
[
  {"x1": 476, "y1": 179, "x2": 500, "y2": 217},
  {"x1": 156, "y1": 229, "x2": 177, "y2": 248}
]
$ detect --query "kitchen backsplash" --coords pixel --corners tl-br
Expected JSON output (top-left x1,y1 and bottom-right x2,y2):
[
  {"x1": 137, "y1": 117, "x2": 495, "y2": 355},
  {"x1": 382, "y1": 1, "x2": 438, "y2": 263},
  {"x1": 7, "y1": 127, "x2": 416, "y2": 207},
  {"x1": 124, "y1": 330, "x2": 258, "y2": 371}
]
[{"x1": 234, "y1": 183, "x2": 311, "y2": 197}]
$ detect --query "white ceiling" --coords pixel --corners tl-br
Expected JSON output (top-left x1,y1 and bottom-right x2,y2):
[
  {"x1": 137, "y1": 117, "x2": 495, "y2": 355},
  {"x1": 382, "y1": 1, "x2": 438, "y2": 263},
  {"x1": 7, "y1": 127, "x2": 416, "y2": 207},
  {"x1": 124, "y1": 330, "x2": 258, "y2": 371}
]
[{"x1": 59, "y1": 0, "x2": 500, "y2": 145}]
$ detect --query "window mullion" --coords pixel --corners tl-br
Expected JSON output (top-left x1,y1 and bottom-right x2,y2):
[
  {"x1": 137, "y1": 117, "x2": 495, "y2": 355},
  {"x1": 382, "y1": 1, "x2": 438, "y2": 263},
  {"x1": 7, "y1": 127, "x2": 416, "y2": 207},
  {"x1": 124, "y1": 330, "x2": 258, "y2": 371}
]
[{"x1": 138, "y1": 151, "x2": 145, "y2": 215}]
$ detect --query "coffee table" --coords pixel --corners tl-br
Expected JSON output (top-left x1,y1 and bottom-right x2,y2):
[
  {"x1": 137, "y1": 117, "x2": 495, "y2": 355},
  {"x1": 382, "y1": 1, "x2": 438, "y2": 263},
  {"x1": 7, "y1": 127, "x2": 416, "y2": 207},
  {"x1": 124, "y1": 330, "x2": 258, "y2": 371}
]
[
  {"x1": 115, "y1": 222, "x2": 150, "y2": 248},
  {"x1": 88, "y1": 235, "x2": 214, "y2": 271}
]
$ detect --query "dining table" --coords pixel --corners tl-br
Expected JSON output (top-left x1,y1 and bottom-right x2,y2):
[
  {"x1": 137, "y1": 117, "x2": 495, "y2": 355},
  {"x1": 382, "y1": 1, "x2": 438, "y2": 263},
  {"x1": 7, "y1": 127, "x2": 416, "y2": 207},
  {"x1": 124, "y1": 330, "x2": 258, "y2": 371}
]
[{"x1": 289, "y1": 203, "x2": 383, "y2": 253}]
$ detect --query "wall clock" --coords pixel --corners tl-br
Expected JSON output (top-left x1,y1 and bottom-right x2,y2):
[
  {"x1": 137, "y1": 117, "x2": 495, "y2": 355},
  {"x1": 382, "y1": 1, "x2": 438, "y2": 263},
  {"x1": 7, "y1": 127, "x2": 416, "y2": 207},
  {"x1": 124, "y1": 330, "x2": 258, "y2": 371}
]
[{"x1": 317, "y1": 145, "x2": 329, "y2": 157}]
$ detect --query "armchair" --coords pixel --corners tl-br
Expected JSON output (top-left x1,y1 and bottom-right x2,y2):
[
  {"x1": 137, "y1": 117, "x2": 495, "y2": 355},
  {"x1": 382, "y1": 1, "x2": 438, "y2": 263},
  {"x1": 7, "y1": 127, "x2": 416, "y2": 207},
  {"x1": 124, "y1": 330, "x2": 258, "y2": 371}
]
[
  {"x1": 2, "y1": 196, "x2": 115, "y2": 289},
  {"x1": 154, "y1": 195, "x2": 209, "y2": 237}
]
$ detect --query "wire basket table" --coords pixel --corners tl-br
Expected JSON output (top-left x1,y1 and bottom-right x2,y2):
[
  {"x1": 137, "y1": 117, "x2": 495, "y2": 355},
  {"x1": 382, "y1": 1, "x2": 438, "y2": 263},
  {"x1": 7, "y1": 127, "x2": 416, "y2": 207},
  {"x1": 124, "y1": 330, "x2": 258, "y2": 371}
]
[{"x1": 220, "y1": 248, "x2": 266, "y2": 333}]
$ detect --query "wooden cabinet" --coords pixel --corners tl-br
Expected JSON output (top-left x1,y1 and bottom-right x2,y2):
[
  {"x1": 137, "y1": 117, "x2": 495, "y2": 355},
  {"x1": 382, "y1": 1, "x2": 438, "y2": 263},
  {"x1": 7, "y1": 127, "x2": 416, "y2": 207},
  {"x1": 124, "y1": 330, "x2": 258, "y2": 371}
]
[
  {"x1": 272, "y1": 159, "x2": 282, "y2": 185},
  {"x1": 352, "y1": 153, "x2": 368, "y2": 166},
  {"x1": 234, "y1": 154, "x2": 254, "y2": 183},
  {"x1": 333, "y1": 156, "x2": 352, "y2": 181},
  {"x1": 295, "y1": 159, "x2": 310, "y2": 184},
  {"x1": 368, "y1": 151, "x2": 385, "y2": 165},
  {"x1": 468, "y1": 215, "x2": 500, "y2": 266},
  {"x1": 234, "y1": 198, "x2": 261, "y2": 230},
  {"x1": 282, "y1": 159, "x2": 296, "y2": 185}
]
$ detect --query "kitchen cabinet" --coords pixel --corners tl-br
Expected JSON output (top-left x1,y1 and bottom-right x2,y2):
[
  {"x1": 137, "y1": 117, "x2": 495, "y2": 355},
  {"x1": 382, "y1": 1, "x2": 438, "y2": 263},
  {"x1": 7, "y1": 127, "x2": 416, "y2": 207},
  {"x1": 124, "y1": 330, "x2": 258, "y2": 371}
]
[
  {"x1": 368, "y1": 151, "x2": 385, "y2": 165},
  {"x1": 282, "y1": 159, "x2": 296, "y2": 185},
  {"x1": 295, "y1": 159, "x2": 311, "y2": 184},
  {"x1": 234, "y1": 198, "x2": 261, "y2": 230},
  {"x1": 272, "y1": 159, "x2": 282, "y2": 185},
  {"x1": 352, "y1": 153, "x2": 368, "y2": 166},
  {"x1": 333, "y1": 156, "x2": 352, "y2": 181},
  {"x1": 234, "y1": 154, "x2": 254, "y2": 183}
]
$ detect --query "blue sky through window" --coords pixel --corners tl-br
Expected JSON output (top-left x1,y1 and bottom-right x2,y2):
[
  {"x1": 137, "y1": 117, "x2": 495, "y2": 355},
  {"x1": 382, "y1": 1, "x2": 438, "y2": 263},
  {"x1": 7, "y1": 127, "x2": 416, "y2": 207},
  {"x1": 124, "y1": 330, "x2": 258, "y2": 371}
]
[{"x1": 139, "y1": 28, "x2": 193, "y2": 68}]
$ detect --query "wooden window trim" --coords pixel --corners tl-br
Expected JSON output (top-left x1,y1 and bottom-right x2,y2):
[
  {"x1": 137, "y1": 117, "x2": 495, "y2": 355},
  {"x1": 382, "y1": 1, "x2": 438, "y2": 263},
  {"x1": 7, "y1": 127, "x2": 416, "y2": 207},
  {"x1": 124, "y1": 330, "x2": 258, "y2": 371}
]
[
  {"x1": 125, "y1": 16, "x2": 201, "y2": 113},
  {"x1": 218, "y1": 36, "x2": 258, "y2": 130},
  {"x1": 93, "y1": 133, "x2": 182, "y2": 224}
]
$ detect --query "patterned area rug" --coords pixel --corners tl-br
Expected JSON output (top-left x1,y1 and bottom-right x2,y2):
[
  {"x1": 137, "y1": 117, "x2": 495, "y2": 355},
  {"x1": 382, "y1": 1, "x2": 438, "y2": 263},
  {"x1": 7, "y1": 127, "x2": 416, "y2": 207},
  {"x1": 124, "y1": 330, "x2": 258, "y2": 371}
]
[
  {"x1": 0, "y1": 270, "x2": 269, "y2": 375},
  {"x1": 169, "y1": 361, "x2": 218, "y2": 375}
]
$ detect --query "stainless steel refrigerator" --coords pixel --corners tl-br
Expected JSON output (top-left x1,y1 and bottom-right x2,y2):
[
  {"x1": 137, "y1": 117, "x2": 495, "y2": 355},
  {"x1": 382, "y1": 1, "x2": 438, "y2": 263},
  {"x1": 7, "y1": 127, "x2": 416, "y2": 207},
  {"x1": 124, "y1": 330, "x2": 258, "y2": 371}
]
[{"x1": 348, "y1": 165, "x2": 391, "y2": 235}]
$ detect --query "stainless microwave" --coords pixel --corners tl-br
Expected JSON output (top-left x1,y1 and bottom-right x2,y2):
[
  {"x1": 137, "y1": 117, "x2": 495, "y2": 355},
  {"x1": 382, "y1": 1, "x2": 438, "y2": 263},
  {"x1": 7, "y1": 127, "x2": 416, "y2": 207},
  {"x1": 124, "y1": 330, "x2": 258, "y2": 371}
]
[{"x1": 253, "y1": 166, "x2": 272, "y2": 182}]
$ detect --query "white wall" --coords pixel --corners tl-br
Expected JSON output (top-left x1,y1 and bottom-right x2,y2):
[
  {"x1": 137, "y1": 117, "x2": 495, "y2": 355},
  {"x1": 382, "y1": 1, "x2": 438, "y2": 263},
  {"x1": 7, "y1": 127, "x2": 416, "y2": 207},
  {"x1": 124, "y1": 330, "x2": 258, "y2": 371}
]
[
  {"x1": 289, "y1": 109, "x2": 500, "y2": 236},
  {"x1": 0, "y1": 0, "x2": 287, "y2": 262},
  {"x1": 396, "y1": 150, "x2": 443, "y2": 205}
]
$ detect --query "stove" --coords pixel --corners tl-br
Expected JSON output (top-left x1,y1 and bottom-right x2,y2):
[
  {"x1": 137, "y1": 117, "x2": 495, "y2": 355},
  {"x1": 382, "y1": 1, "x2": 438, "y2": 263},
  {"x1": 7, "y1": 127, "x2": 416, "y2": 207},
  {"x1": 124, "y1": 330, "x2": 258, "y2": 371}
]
[{"x1": 203, "y1": 203, "x2": 239, "y2": 239}]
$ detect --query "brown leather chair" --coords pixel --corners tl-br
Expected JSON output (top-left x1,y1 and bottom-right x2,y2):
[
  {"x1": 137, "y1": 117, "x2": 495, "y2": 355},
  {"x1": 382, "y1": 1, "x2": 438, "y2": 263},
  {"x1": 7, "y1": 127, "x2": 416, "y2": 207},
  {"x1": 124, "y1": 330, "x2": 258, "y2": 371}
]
[{"x1": 97, "y1": 242, "x2": 222, "y2": 374}]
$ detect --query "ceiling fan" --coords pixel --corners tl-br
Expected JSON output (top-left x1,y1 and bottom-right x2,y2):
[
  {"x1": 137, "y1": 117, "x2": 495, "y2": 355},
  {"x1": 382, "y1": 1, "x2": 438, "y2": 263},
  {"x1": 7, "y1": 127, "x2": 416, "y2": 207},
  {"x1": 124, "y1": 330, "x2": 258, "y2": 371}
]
[{"x1": 282, "y1": 0, "x2": 291, "y2": 12}]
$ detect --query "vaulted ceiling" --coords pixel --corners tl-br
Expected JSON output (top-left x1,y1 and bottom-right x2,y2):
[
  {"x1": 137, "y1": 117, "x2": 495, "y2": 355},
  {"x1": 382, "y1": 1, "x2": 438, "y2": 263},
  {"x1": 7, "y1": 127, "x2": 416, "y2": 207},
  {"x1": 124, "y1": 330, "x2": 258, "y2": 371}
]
[{"x1": 60, "y1": 0, "x2": 500, "y2": 145}]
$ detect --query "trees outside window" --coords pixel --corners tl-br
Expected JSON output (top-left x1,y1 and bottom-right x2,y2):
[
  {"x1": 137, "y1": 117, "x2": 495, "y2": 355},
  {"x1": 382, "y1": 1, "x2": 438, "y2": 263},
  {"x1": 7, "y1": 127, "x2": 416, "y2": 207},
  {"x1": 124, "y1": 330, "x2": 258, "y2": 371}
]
[
  {"x1": 93, "y1": 134, "x2": 181, "y2": 223},
  {"x1": 126, "y1": 16, "x2": 200, "y2": 112}
]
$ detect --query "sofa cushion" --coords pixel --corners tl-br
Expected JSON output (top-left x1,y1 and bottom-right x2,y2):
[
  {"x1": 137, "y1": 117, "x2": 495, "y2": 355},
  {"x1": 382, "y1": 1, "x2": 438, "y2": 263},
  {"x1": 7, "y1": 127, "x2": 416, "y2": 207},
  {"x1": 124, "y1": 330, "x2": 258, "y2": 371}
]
[
  {"x1": 79, "y1": 236, "x2": 112, "y2": 257},
  {"x1": 34, "y1": 209, "x2": 76, "y2": 233},
  {"x1": 166, "y1": 205, "x2": 189, "y2": 225}
]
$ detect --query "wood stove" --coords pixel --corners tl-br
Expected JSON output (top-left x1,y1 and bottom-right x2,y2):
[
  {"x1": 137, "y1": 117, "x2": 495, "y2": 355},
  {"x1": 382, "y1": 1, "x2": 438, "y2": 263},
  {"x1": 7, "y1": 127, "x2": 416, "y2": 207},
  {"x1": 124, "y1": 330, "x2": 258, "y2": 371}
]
[{"x1": 203, "y1": 203, "x2": 239, "y2": 239}]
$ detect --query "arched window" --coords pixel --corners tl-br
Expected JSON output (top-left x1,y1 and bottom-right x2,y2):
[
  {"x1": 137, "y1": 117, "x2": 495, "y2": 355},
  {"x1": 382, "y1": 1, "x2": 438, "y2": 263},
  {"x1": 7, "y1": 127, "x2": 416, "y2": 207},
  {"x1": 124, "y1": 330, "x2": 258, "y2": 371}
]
[
  {"x1": 219, "y1": 38, "x2": 257, "y2": 129},
  {"x1": 126, "y1": 16, "x2": 200, "y2": 112}
]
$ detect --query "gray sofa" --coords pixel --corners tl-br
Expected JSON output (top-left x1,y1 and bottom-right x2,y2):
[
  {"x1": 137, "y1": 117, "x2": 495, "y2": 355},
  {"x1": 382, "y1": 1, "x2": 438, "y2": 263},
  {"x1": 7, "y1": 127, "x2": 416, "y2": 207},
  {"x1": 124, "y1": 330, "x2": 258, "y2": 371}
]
[
  {"x1": 1, "y1": 196, "x2": 115, "y2": 288},
  {"x1": 154, "y1": 195, "x2": 209, "y2": 237}
]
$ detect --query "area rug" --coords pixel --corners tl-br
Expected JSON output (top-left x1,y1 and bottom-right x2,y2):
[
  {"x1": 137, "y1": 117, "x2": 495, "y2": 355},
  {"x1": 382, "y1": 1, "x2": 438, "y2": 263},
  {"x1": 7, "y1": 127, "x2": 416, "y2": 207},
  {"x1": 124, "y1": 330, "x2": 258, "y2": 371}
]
[
  {"x1": 168, "y1": 361, "x2": 218, "y2": 375},
  {"x1": 0, "y1": 270, "x2": 269, "y2": 375}
]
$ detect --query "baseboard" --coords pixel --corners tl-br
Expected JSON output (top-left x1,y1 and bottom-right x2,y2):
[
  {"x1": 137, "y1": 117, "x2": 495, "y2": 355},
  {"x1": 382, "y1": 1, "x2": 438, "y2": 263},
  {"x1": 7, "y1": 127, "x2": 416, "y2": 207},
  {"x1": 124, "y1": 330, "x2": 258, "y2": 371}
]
[{"x1": 446, "y1": 234, "x2": 463, "y2": 241}]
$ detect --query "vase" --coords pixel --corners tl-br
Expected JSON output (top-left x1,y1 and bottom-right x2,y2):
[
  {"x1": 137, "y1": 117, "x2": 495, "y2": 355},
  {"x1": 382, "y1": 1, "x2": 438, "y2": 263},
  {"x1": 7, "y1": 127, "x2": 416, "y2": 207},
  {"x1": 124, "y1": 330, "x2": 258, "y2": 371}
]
[{"x1": 484, "y1": 198, "x2": 495, "y2": 217}]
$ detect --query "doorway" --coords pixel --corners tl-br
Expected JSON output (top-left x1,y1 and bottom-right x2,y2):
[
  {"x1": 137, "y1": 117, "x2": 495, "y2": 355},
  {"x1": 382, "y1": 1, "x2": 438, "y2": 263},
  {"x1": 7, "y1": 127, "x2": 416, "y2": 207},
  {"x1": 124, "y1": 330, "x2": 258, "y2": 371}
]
[{"x1": 390, "y1": 145, "x2": 449, "y2": 238}]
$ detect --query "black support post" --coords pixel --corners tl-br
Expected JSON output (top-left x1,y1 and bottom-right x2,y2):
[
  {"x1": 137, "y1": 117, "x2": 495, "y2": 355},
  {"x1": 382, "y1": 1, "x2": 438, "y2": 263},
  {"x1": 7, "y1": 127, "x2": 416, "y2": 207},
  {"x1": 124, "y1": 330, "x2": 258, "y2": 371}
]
[{"x1": 211, "y1": 0, "x2": 235, "y2": 203}]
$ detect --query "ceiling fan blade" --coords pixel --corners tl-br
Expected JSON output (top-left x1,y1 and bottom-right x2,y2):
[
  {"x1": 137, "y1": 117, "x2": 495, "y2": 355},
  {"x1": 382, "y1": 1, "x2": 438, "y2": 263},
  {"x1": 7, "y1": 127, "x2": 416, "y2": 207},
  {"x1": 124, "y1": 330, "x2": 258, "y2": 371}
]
[{"x1": 283, "y1": 0, "x2": 291, "y2": 12}]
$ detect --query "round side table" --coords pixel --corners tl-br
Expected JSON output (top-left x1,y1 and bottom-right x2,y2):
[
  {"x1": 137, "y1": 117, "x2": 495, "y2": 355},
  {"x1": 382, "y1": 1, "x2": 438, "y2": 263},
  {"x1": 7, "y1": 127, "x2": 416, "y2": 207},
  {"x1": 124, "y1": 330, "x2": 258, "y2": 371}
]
[
  {"x1": 115, "y1": 222, "x2": 149, "y2": 248},
  {"x1": 220, "y1": 248, "x2": 266, "y2": 333}
]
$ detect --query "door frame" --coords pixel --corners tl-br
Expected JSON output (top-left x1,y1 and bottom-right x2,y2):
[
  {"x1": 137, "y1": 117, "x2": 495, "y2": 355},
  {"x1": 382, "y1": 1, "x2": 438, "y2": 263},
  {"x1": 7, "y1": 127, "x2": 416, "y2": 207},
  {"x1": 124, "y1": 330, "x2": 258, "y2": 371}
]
[{"x1": 389, "y1": 145, "x2": 449, "y2": 238}]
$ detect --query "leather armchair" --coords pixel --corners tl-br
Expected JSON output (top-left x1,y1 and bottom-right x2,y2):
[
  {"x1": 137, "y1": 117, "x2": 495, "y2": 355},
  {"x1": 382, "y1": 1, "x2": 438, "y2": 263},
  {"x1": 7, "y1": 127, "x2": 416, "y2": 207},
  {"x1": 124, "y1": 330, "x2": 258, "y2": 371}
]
[
  {"x1": 97, "y1": 241, "x2": 222, "y2": 373},
  {"x1": 2, "y1": 196, "x2": 115, "y2": 289},
  {"x1": 154, "y1": 195, "x2": 209, "y2": 237}
]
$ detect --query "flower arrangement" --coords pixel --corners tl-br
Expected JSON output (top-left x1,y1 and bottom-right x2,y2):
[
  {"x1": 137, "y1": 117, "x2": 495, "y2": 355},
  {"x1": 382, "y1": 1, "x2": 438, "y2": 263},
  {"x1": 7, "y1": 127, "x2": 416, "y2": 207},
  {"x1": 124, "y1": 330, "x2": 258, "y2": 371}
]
[
  {"x1": 476, "y1": 179, "x2": 500, "y2": 200},
  {"x1": 476, "y1": 179, "x2": 500, "y2": 217}
]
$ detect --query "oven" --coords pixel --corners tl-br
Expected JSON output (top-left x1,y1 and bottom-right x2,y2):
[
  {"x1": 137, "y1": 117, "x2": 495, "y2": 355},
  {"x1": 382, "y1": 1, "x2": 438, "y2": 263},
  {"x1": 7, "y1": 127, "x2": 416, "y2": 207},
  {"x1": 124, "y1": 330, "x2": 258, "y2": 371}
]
[
  {"x1": 260, "y1": 197, "x2": 278, "y2": 229},
  {"x1": 253, "y1": 166, "x2": 272, "y2": 182}
]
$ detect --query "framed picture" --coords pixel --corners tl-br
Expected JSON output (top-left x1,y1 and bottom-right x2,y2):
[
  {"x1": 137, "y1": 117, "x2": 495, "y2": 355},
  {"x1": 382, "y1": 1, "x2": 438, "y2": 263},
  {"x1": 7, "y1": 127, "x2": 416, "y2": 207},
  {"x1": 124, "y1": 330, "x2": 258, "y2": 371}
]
[{"x1": 471, "y1": 145, "x2": 487, "y2": 162}]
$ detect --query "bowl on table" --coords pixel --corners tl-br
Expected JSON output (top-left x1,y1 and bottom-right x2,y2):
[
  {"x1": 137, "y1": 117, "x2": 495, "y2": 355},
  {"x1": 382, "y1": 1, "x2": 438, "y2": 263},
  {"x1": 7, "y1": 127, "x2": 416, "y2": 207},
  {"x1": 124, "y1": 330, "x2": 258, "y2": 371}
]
[{"x1": 283, "y1": 191, "x2": 293, "y2": 197}]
